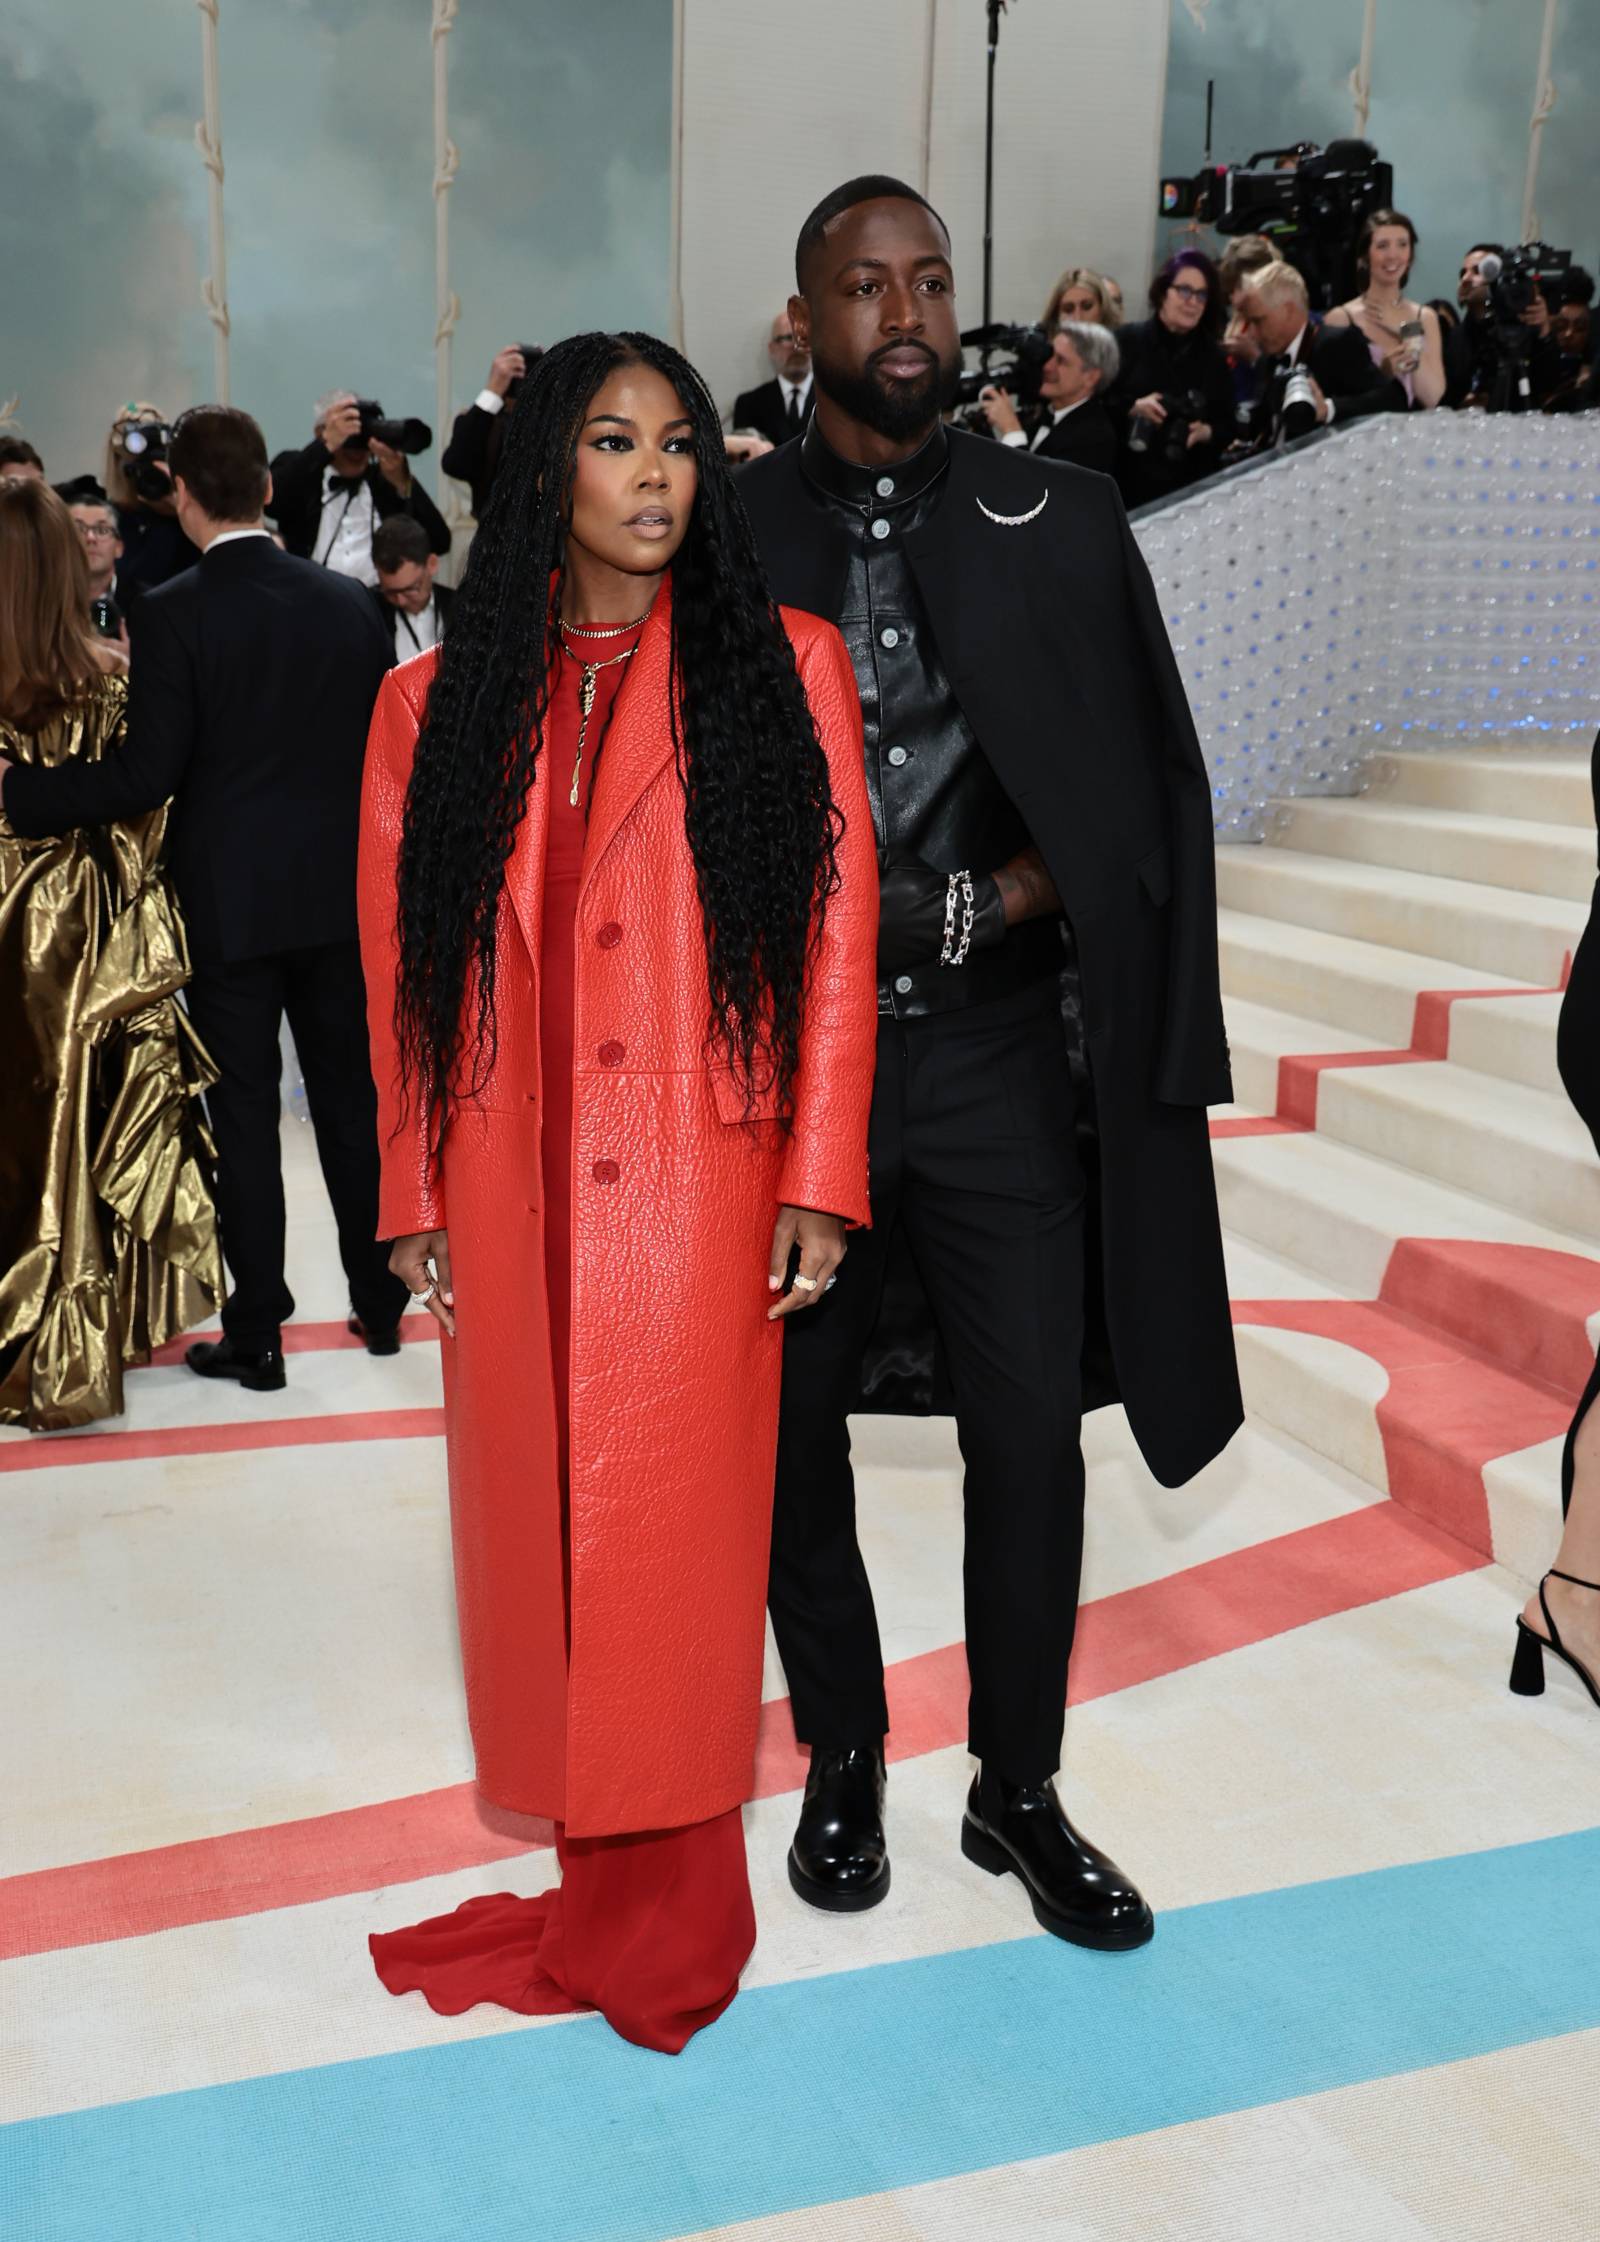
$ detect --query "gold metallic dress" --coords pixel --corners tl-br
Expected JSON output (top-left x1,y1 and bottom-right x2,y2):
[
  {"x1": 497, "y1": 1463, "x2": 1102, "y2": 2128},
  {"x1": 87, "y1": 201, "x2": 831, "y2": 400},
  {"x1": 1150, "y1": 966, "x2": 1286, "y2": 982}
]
[{"x1": 0, "y1": 673, "x2": 223, "y2": 1429}]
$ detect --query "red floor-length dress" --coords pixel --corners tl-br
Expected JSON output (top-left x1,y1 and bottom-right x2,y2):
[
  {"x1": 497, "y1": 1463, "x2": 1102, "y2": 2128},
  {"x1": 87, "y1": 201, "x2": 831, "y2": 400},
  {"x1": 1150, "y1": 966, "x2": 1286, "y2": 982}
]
[{"x1": 370, "y1": 625, "x2": 757, "y2": 2055}]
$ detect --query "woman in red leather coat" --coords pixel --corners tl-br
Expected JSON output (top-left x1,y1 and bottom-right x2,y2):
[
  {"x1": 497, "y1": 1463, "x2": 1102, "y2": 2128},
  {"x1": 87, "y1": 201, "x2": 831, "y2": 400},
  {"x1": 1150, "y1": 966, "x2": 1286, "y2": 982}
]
[{"x1": 356, "y1": 332, "x2": 877, "y2": 2053}]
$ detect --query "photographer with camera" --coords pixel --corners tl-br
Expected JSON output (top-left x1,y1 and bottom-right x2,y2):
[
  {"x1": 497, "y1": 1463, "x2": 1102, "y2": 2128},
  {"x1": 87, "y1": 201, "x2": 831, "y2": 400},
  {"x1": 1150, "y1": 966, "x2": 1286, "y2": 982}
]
[
  {"x1": 268, "y1": 390, "x2": 449, "y2": 585},
  {"x1": 1108, "y1": 250, "x2": 1234, "y2": 508},
  {"x1": 1455, "y1": 244, "x2": 1570, "y2": 412},
  {"x1": 439, "y1": 344, "x2": 542, "y2": 518},
  {"x1": 104, "y1": 402, "x2": 201, "y2": 607},
  {"x1": 1322, "y1": 209, "x2": 1446, "y2": 411},
  {"x1": 1235, "y1": 261, "x2": 1396, "y2": 448},
  {"x1": 978, "y1": 321, "x2": 1119, "y2": 471},
  {"x1": 58, "y1": 482, "x2": 129, "y2": 658},
  {"x1": 1538, "y1": 294, "x2": 1597, "y2": 415}
]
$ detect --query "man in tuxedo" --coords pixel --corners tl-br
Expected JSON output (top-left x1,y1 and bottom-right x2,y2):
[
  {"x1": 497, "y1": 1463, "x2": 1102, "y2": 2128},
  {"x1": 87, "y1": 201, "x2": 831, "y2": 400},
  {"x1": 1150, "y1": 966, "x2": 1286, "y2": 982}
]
[
  {"x1": 730, "y1": 312, "x2": 815, "y2": 447},
  {"x1": 739, "y1": 177, "x2": 1240, "y2": 1949},
  {"x1": 370, "y1": 515, "x2": 455, "y2": 662},
  {"x1": 978, "y1": 320, "x2": 1120, "y2": 472},
  {"x1": 1236, "y1": 262, "x2": 1396, "y2": 443},
  {"x1": 1, "y1": 407, "x2": 408, "y2": 1391},
  {"x1": 440, "y1": 344, "x2": 542, "y2": 517},
  {"x1": 269, "y1": 392, "x2": 450, "y2": 586}
]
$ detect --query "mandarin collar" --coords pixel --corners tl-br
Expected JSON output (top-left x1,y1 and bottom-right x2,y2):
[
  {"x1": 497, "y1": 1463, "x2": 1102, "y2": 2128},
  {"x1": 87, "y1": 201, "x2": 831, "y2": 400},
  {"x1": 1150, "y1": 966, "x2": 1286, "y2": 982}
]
[{"x1": 799, "y1": 418, "x2": 949, "y2": 514}]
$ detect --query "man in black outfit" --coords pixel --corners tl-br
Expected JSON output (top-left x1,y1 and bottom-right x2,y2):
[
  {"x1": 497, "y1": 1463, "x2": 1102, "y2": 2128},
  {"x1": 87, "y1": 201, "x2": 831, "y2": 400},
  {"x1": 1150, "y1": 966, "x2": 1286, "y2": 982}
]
[
  {"x1": 730, "y1": 311, "x2": 816, "y2": 447},
  {"x1": 978, "y1": 319, "x2": 1120, "y2": 472},
  {"x1": 269, "y1": 392, "x2": 450, "y2": 581},
  {"x1": 440, "y1": 344, "x2": 542, "y2": 517},
  {"x1": 370, "y1": 515, "x2": 456, "y2": 662},
  {"x1": 739, "y1": 179, "x2": 1241, "y2": 1950},
  {"x1": 0, "y1": 407, "x2": 407, "y2": 1392},
  {"x1": 1236, "y1": 261, "x2": 1396, "y2": 443}
]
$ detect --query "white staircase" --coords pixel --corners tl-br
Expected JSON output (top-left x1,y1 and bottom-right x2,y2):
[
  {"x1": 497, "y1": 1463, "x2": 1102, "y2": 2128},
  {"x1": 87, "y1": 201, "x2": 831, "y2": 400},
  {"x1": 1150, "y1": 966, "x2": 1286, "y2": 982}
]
[{"x1": 1213, "y1": 747, "x2": 1597, "y2": 1584}]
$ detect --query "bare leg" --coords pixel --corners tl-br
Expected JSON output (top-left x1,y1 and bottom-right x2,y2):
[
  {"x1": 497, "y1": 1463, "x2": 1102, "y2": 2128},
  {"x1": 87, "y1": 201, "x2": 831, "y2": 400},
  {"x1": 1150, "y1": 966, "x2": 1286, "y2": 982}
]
[{"x1": 1523, "y1": 1400, "x2": 1600, "y2": 1671}]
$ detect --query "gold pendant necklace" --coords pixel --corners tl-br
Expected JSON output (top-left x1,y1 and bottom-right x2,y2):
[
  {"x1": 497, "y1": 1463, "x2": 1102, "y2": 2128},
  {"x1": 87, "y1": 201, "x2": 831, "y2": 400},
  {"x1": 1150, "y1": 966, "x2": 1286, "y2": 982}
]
[{"x1": 560, "y1": 620, "x2": 642, "y2": 808}]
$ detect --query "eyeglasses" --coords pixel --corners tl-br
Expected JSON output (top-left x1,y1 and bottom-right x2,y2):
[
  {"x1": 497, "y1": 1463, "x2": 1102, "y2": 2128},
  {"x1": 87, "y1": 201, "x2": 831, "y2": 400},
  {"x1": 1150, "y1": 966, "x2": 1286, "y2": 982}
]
[
  {"x1": 1168, "y1": 283, "x2": 1209, "y2": 303},
  {"x1": 78, "y1": 521, "x2": 119, "y2": 539},
  {"x1": 770, "y1": 332, "x2": 800, "y2": 347}
]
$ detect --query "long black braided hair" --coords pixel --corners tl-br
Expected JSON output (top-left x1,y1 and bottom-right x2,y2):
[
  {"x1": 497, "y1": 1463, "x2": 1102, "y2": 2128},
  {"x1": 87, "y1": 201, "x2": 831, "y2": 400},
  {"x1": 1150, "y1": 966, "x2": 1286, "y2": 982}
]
[{"x1": 393, "y1": 330, "x2": 842, "y2": 1169}]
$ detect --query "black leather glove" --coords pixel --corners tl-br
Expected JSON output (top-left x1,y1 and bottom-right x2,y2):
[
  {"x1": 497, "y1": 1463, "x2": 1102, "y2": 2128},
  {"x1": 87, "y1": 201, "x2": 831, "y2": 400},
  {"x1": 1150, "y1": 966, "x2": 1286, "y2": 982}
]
[{"x1": 877, "y1": 858, "x2": 1006, "y2": 973}]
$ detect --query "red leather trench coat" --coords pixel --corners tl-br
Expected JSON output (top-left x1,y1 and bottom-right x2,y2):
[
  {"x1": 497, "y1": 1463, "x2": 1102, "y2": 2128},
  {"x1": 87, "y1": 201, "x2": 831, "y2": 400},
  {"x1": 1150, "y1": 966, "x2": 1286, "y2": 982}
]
[{"x1": 357, "y1": 584, "x2": 878, "y2": 1837}]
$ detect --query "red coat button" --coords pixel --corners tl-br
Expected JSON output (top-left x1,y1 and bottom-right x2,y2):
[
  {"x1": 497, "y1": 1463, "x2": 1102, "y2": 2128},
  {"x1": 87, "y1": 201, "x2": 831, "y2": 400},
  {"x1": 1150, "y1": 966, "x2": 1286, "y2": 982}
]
[
  {"x1": 598, "y1": 1040, "x2": 626, "y2": 1067},
  {"x1": 592, "y1": 1158, "x2": 620, "y2": 1186},
  {"x1": 596, "y1": 922, "x2": 623, "y2": 949}
]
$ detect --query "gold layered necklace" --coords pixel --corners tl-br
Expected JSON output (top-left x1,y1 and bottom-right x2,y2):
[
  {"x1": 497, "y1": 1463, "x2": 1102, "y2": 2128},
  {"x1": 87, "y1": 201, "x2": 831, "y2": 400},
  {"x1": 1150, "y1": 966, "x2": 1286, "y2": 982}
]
[{"x1": 558, "y1": 612, "x2": 648, "y2": 809}]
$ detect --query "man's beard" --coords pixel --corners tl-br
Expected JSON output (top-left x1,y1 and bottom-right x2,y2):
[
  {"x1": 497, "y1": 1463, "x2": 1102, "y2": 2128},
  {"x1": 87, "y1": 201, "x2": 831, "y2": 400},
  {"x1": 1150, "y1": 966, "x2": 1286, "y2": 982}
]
[{"x1": 810, "y1": 338, "x2": 962, "y2": 441}]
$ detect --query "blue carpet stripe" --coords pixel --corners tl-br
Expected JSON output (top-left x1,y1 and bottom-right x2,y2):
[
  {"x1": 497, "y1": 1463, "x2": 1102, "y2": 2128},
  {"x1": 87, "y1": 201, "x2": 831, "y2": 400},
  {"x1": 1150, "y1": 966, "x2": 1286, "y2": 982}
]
[{"x1": 6, "y1": 1827, "x2": 1599, "y2": 2242}]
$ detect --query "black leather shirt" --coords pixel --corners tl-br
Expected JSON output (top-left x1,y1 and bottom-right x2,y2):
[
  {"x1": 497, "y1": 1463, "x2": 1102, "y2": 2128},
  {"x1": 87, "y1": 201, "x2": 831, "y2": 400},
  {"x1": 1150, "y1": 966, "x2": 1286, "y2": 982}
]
[{"x1": 798, "y1": 420, "x2": 1062, "y2": 1018}]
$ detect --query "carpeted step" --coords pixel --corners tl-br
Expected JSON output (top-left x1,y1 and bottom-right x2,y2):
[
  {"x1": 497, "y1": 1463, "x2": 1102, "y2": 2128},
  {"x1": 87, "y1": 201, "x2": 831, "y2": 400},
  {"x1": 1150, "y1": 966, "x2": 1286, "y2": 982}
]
[
  {"x1": 1271, "y1": 798, "x2": 1593, "y2": 904},
  {"x1": 1366, "y1": 746, "x2": 1593, "y2": 826}
]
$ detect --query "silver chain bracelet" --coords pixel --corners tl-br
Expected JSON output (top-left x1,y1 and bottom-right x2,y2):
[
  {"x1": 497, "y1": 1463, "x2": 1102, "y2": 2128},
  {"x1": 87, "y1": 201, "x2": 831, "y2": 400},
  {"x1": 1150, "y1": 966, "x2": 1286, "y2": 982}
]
[{"x1": 940, "y1": 869, "x2": 975, "y2": 967}]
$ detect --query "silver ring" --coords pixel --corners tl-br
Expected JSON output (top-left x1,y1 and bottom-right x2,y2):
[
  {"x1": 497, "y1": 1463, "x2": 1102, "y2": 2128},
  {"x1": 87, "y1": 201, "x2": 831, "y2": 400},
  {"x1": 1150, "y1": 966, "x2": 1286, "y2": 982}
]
[
  {"x1": 410, "y1": 1280, "x2": 438, "y2": 1303},
  {"x1": 825, "y1": 1276, "x2": 838, "y2": 1291},
  {"x1": 791, "y1": 1273, "x2": 820, "y2": 1293}
]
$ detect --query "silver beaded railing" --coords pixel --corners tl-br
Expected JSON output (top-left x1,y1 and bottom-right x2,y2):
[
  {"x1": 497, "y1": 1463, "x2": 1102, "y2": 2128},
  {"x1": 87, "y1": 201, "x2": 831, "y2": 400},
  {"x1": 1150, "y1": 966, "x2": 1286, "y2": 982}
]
[{"x1": 1132, "y1": 413, "x2": 1600, "y2": 842}]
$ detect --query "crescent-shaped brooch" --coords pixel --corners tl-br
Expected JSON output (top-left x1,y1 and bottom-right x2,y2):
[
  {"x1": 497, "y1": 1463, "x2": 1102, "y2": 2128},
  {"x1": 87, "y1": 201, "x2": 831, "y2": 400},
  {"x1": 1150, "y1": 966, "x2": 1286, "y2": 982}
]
[{"x1": 976, "y1": 489, "x2": 1050, "y2": 527}]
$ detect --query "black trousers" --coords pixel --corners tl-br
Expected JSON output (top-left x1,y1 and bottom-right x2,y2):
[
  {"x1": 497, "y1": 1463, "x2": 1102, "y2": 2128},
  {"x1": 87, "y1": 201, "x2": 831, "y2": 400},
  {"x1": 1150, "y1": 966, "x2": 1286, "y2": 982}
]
[
  {"x1": 183, "y1": 939, "x2": 407, "y2": 1353},
  {"x1": 770, "y1": 980, "x2": 1087, "y2": 1787}
]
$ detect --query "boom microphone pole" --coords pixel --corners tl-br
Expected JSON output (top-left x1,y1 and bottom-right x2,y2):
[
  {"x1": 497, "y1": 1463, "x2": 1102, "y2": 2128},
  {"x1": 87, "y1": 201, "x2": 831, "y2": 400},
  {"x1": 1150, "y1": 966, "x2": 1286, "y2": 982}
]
[{"x1": 981, "y1": 0, "x2": 1009, "y2": 373}]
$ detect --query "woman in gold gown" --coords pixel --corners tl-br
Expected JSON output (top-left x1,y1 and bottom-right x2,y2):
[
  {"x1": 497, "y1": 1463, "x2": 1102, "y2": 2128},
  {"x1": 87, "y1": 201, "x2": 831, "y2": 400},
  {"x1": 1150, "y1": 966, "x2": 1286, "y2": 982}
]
[{"x1": 0, "y1": 478, "x2": 221, "y2": 1429}]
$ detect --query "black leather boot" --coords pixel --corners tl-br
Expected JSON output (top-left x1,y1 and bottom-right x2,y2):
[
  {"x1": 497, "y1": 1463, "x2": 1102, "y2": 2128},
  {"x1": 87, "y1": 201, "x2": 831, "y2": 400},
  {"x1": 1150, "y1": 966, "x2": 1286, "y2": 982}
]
[
  {"x1": 787, "y1": 1745, "x2": 890, "y2": 1913},
  {"x1": 185, "y1": 1337, "x2": 287, "y2": 1392},
  {"x1": 961, "y1": 1770, "x2": 1153, "y2": 1950},
  {"x1": 348, "y1": 1314, "x2": 401, "y2": 1357}
]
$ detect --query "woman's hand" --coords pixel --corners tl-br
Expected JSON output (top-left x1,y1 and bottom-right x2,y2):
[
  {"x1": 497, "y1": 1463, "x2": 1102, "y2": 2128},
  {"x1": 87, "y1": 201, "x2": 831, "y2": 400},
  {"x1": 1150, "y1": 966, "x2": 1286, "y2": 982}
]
[
  {"x1": 978, "y1": 385, "x2": 1023, "y2": 437},
  {"x1": 390, "y1": 1229, "x2": 455, "y2": 1336},
  {"x1": 767, "y1": 1206, "x2": 846, "y2": 1321},
  {"x1": 1185, "y1": 420, "x2": 1214, "y2": 450},
  {"x1": 1131, "y1": 392, "x2": 1169, "y2": 424}
]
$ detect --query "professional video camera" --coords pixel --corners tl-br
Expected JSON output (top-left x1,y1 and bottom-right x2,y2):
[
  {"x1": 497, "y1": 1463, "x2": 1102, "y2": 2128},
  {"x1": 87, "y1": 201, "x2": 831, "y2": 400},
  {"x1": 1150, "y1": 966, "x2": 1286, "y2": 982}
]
[
  {"x1": 118, "y1": 419, "x2": 174, "y2": 503},
  {"x1": 951, "y1": 322, "x2": 1053, "y2": 431},
  {"x1": 1473, "y1": 243, "x2": 1574, "y2": 411},
  {"x1": 1159, "y1": 138, "x2": 1394, "y2": 310},
  {"x1": 352, "y1": 399, "x2": 433, "y2": 455}
]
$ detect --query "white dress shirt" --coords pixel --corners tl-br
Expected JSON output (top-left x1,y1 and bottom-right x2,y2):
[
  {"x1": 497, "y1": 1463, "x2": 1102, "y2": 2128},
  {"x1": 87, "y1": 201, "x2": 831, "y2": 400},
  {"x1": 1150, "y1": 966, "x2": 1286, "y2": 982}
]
[
  {"x1": 778, "y1": 374, "x2": 813, "y2": 427},
  {"x1": 315, "y1": 471, "x2": 379, "y2": 585},
  {"x1": 1001, "y1": 397, "x2": 1089, "y2": 450},
  {"x1": 392, "y1": 595, "x2": 442, "y2": 658},
  {"x1": 204, "y1": 528, "x2": 275, "y2": 554}
]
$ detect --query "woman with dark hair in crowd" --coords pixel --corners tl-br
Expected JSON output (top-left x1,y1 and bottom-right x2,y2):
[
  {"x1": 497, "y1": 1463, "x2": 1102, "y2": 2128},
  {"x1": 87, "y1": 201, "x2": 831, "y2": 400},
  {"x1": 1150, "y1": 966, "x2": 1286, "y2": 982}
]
[
  {"x1": 357, "y1": 330, "x2": 877, "y2": 2053},
  {"x1": 1041, "y1": 266, "x2": 1121, "y2": 333},
  {"x1": 103, "y1": 401, "x2": 201, "y2": 607},
  {"x1": 0, "y1": 478, "x2": 221, "y2": 1428},
  {"x1": 1109, "y1": 249, "x2": 1235, "y2": 508},
  {"x1": 1322, "y1": 209, "x2": 1446, "y2": 411}
]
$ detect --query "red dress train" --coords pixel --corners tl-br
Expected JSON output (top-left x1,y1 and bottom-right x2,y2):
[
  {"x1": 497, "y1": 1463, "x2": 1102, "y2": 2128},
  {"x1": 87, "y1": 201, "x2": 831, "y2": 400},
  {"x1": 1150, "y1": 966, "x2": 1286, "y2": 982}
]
[{"x1": 370, "y1": 627, "x2": 756, "y2": 2055}]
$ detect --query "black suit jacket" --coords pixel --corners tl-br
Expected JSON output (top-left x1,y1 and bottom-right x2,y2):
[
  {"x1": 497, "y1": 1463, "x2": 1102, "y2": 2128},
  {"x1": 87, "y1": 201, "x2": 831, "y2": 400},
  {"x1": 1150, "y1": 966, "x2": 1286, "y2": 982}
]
[
  {"x1": 731, "y1": 378, "x2": 814, "y2": 449},
  {"x1": 737, "y1": 429, "x2": 1241, "y2": 1486},
  {"x1": 266, "y1": 441, "x2": 452, "y2": 565},
  {"x1": 1251, "y1": 320, "x2": 1400, "y2": 442},
  {"x1": 370, "y1": 580, "x2": 456, "y2": 660},
  {"x1": 439, "y1": 402, "x2": 507, "y2": 519},
  {"x1": 6, "y1": 540, "x2": 392, "y2": 966},
  {"x1": 1024, "y1": 396, "x2": 1118, "y2": 475}
]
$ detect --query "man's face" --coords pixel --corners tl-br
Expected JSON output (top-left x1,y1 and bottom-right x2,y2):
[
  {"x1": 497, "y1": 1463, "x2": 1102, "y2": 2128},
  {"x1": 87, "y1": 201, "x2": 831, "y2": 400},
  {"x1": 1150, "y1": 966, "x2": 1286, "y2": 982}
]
[
  {"x1": 1040, "y1": 333, "x2": 1097, "y2": 409},
  {"x1": 793, "y1": 195, "x2": 962, "y2": 442},
  {"x1": 1239, "y1": 287, "x2": 1304, "y2": 358},
  {"x1": 1459, "y1": 250, "x2": 1492, "y2": 311},
  {"x1": 767, "y1": 316, "x2": 811, "y2": 385},
  {"x1": 378, "y1": 557, "x2": 437, "y2": 613},
  {"x1": 70, "y1": 503, "x2": 122, "y2": 578},
  {"x1": 1555, "y1": 304, "x2": 1591, "y2": 356}
]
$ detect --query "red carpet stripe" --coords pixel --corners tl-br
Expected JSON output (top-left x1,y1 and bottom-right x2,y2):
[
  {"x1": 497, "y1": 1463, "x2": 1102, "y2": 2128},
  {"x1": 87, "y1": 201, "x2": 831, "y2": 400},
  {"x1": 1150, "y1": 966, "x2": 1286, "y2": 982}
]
[
  {"x1": 147, "y1": 1318, "x2": 441, "y2": 1367},
  {"x1": 0, "y1": 1408, "x2": 445, "y2": 1474},
  {"x1": 0, "y1": 1498, "x2": 1481, "y2": 1963}
]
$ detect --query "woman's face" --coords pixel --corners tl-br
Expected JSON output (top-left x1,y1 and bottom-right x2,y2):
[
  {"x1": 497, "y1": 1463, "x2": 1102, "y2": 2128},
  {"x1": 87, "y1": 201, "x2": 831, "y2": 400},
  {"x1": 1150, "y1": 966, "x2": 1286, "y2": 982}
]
[
  {"x1": 1160, "y1": 268, "x2": 1209, "y2": 334},
  {"x1": 1367, "y1": 227, "x2": 1413, "y2": 290},
  {"x1": 566, "y1": 363, "x2": 698, "y2": 579},
  {"x1": 1059, "y1": 283, "x2": 1101, "y2": 325}
]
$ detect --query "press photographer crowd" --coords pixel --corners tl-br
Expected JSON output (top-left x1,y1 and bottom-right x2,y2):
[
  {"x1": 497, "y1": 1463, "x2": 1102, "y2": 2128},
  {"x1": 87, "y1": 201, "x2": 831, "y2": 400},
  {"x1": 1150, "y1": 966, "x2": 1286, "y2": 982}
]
[{"x1": 0, "y1": 136, "x2": 1595, "y2": 1430}]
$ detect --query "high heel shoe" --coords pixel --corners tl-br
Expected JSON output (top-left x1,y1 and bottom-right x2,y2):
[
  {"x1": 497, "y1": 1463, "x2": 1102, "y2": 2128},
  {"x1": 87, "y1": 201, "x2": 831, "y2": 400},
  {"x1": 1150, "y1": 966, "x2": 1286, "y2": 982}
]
[{"x1": 1509, "y1": 1569, "x2": 1600, "y2": 1708}]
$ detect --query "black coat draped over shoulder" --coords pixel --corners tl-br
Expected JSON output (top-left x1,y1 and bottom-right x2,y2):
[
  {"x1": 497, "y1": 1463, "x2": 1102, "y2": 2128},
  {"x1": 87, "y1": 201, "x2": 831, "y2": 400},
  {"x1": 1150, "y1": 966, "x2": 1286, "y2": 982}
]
[{"x1": 739, "y1": 428, "x2": 1242, "y2": 1488}]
